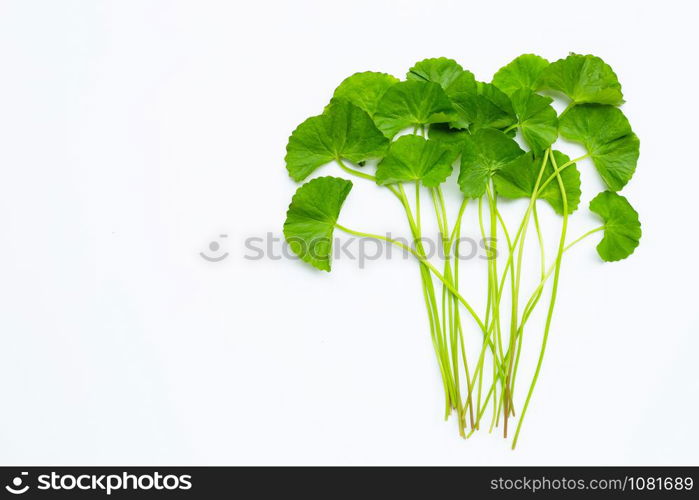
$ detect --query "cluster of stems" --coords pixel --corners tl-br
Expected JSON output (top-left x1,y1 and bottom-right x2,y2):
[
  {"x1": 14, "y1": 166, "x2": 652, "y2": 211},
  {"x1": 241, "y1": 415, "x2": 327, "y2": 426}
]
[{"x1": 334, "y1": 129, "x2": 601, "y2": 448}]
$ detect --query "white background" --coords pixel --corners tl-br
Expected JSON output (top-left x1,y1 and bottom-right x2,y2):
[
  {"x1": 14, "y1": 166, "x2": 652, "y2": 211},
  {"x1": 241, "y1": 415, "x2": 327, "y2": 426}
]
[{"x1": 1, "y1": 0, "x2": 697, "y2": 465}]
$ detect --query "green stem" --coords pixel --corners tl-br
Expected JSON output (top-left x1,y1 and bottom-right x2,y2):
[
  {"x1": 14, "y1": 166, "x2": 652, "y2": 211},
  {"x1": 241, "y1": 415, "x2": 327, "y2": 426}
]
[
  {"x1": 489, "y1": 183, "x2": 517, "y2": 423},
  {"x1": 534, "y1": 154, "x2": 590, "y2": 195},
  {"x1": 480, "y1": 150, "x2": 548, "y2": 431},
  {"x1": 420, "y1": 264, "x2": 451, "y2": 412},
  {"x1": 496, "y1": 150, "x2": 551, "y2": 298},
  {"x1": 333, "y1": 224, "x2": 499, "y2": 371},
  {"x1": 335, "y1": 158, "x2": 401, "y2": 198},
  {"x1": 533, "y1": 204, "x2": 546, "y2": 281},
  {"x1": 451, "y1": 198, "x2": 475, "y2": 428},
  {"x1": 487, "y1": 183, "x2": 504, "y2": 363},
  {"x1": 473, "y1": 188, "x2": 514, "y2": 428},
  {"x1": 466, "y1": 224, "x2": 602, "y2": 439},
  {"x1": 509, "y1": 203, "x2": 546, "y2": 400},
  {"x1": 335, "y1": 157, "x2": 376, "y2": 181},
  {"x1": 431, "y1": 188, "x2": 446, "y2": 238},
  {"x1": 474, "y1": 195, "x2": 490, "y2": 424},
  {"x1": 504, "y1": 190, "x2": 522, "y2": 435},
  {"x1": 466, "y1": 382, "x2": 495, "y2": 438},
  {"x1": 511, "y1": 149, "x2": 569, "y2": 449},
  {"x1": 450, "y1": 199, "x2": 468, "y2": 244},
  {"x1": 486, "y1": 183, "x2": 509, "y2": 432},
  {"x1": 432, "y1": 187, "x2": 457, "y2": 416},
  {"x1": 415, "y1": 181, "x2": 421, "y2": 235},
  {"x1": 518, "y1": 226, "x2": 604, "y2": 331},
  {"x1": 398, "y1": 184, "x2": 455, "y2": 413},
  {"x1": 503, "y1": 151, "x2": 546, "y2": 431},
  {"x1": 436, "y1": 187, "x2": 466, "y2": 432},
  {"x1": 478, "y1": 196, "x2": 492, "y2": 330},
  {"x1": 425, "y1": 187, "x2": 454, "y2": 413},
  {"x1": 495, "y1": 204, "x2": 517, "y2": 422},
  {"x1": 454, "y1": 232, "x2": 475, "y2": 427}
]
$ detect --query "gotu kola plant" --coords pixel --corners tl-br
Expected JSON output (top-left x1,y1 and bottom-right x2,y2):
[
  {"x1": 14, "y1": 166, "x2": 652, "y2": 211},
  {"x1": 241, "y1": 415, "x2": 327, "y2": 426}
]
[{"x1": 283, "y1": 53, "x2": 641, "y2": 448}]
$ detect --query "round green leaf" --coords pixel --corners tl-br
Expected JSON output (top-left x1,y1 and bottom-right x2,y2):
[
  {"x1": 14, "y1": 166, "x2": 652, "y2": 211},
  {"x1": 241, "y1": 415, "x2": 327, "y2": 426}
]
[
  {"x1": 589, "y1": 191, "x2": 641, "y2": 262},
  {"x1": 451, "y1": 82, "x2": 517, "y2": 131},
  {"x1": 332, "y1": 71, "x2": 399, "y2": 116},
  {"x1": 493, "y1": 151, "x2": 581, "y2": 215},
  {"x1": 428, "y1": 123, "x2": 470, "y2": 152},
  {"x1": 458, "y1": 128, "x2": 525, "y2": 198},
  {"x1": 406, "y1": 57, "x2": 475, "y2": 97},
  {"x1": 376, "y1": 135, "x2": 458, "y2": 187},
  {"x1": 285, "y1": 99, "x2": 389, "y2": 181},
  {"x1": 559, "y1": 104, "x2": 639, "y2": 191},
  {"x1": 283, "y1": 176, "x2": 353, "y2": 272},
  {"x1": 440, "y1": 69, "x2": 478, "y2": 101},
  {"x1": 537, "y1": 53, "x2": 623, "y2": 105},
  {"x1": 492, "y1": 54, "x2": 550, "y2": 96},
  {"x1": 442, "y1": 80, "x2": 477, "y2": 131},
  {"x1": 510, "y1": 89, "x2": 558, "y2": 154},
  {"x1": 374, "y1": 81, "x2": 456, "y2": 138}
]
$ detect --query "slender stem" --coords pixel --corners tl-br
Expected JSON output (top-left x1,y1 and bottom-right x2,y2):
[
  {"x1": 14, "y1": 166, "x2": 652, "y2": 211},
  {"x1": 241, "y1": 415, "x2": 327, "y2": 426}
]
[
  {"x1": 431, "y1": 188, "x2": 446, "y2": 238},
  {"x1": 435, "y1": 186, "x2": 467, "y2": 432},
  {"x1": 565, "y1": 226, "x2": 604, "y2": 251},
  {"x1": 397, "y1": 184, "x2": 417, "y2": 235},
  {"x1": 478, "y1": 196, "x2": 491, "y2": 330},
  {"x1": 495, "y1": 204, "x2": 516, "y2": 422},
  {"x1": 398, "y1": 183, "x2": 455, "y2": 413},
  {"x1": 443, "y1": 252, "x2": 463, "y2": 428},
  {"x1": 489, "y1": 151, "x2": 550, "y2": 377},
  {"x1": 452, "y1": 198, "x2": 474, "y2": 427},
  {"x1": 420, "y1": 263, "x2": 451, "y2": 411},
  {"x1": 504, "y1": 150, "x2": 546, "y2": 431},
  {"x1": 474, "y1": 195, "x2": 489, "y2": 424},
  {"x1": 335, "y1": 157, "x2": 376, "y2": 181},
  {"x1": 432, "y1": 187, "x2": 457, "y2": 416},
  {"x1": 453, "y1": 211, "x2": 475, "y2": 427},
  {"x1": 535, "y1": 154, "x2": 590, "y2": 195},
  {"x1": 333, "y1": 224, "x2": 499, "y2": 364},
  {"x1": 511, "y1": 149, "x2": 569, "y2": 449},
  {"x1": 533, "y1": 204, "x2": 546, "y2": 281},
  {"x1": 498, "y1": 150, "x2": 551, "y2": 284},
  {"x1": 473, "y1": 188, "x2": 512, "y2": 428},
  {"x1": 428, "y1": 187, "x2": 453, "y2": 411},
  {"x1": 487, "y1": 183, "x2": 504, "y2": 362},
  {"x1": 487, "y1": 184, "x2": 514, "y2": 421},
  {"x1": 478, "y1": 150, "x2": 548, "y2": 432},
  {"x1": 491, "y1": 360, "x2": 498, "y2": 431},
  {"x1": 495, "y1": 210, "x2": 512, "y2": 251},
  {"x1": 335, "y1": 158, "x2": 401, "y2": 198},
  {"x1": 436, "y1": 187, "x2": 449, "y2": 239},
  {"x1": 493, "y1": 384, "x2": 504, "y2": 432},
  {"x1": 509, "y1": 203, "x2": 546, "y2": 399},
  {"x1": 450, "y1": 199, "x2": 468, "y2": 244},
  {"x1": 473, "y1": 192, "x2": 510, "y2": 426},
  {"x1": 415, "y1": 181, "x2": 421, "y2": 235},
  {"x1": 466, "y1": 382, "x2": 495, "y2": 438},
  {"x1": 503, "y1": 186, "x2": 522, "y2": 435},
  {"x1": 517, "y1": 226, "x2": 605, "y2": 331}
]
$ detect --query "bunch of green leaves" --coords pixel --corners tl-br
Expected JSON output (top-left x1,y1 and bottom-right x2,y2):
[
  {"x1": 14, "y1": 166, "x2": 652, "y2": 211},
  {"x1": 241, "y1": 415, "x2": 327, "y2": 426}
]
[{"x1": 282, "y1": 53, "x2": 641, "y2": 447}]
